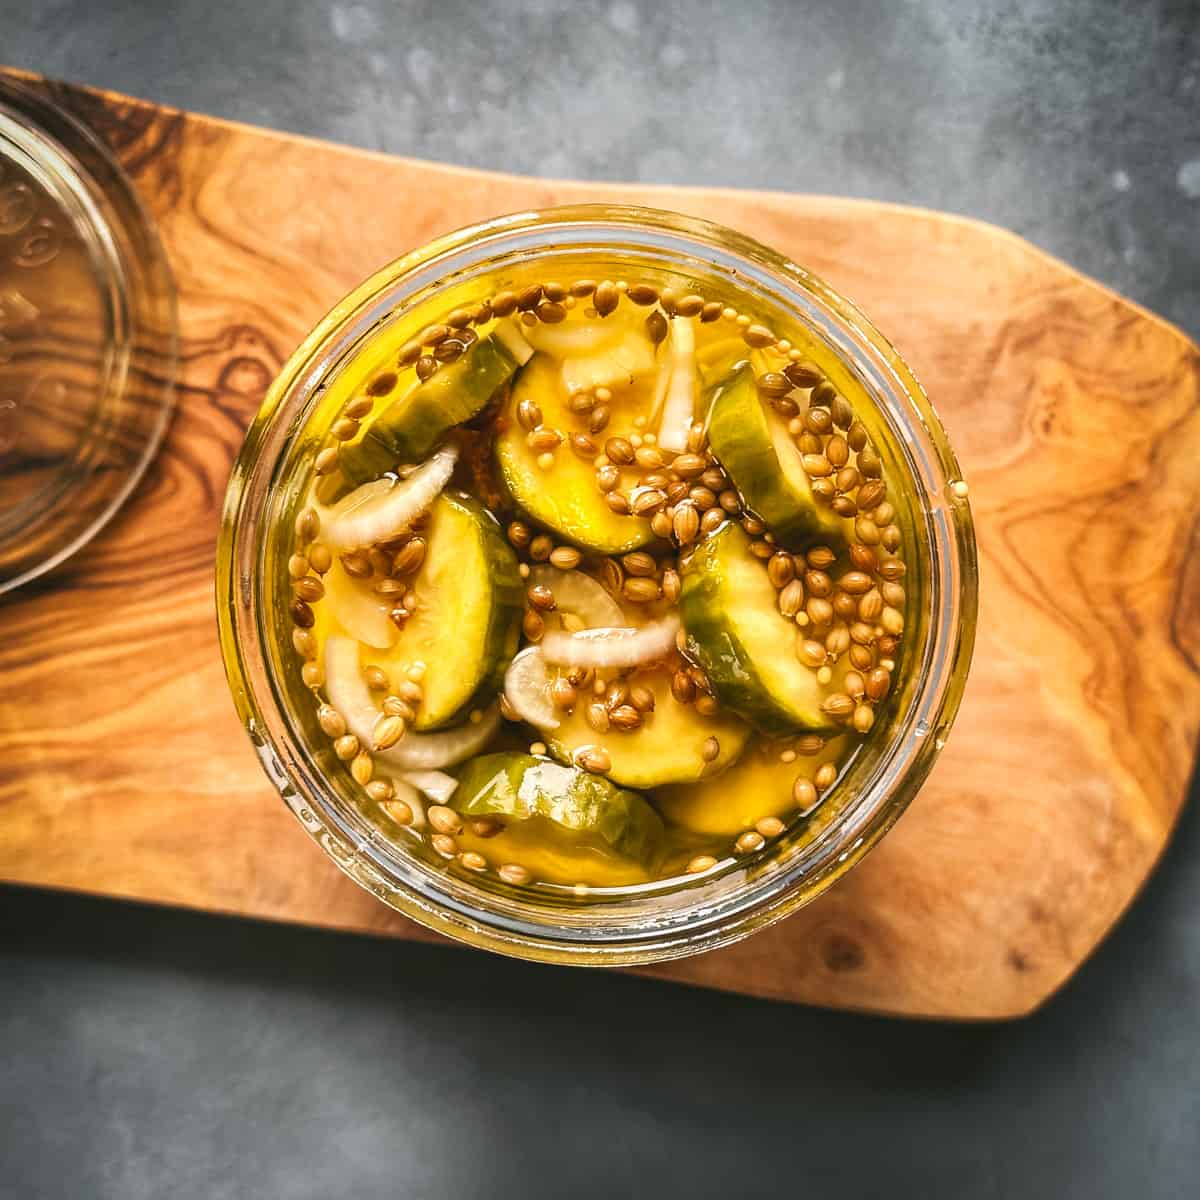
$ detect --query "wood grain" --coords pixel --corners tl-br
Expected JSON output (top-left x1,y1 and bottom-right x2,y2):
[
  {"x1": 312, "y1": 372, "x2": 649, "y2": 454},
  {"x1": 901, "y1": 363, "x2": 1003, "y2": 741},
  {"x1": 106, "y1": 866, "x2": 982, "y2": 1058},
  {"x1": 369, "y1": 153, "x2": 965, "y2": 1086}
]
[{"x1": 2, "y1": 68, "x2": 1198, "y2": 1019}]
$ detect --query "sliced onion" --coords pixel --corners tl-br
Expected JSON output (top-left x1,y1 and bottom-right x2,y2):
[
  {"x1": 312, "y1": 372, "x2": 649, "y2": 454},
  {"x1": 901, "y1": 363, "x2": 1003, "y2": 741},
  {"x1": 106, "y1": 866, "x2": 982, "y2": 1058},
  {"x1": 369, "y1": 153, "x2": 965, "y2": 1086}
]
[
  {"x1": 562, "y1": 332, "x2": 656, "y2": 395},
  {"x1": 382, "y1": 705, "x2": 501, "y2": 769},
  {"x1": 503, "y1": 646, "x2": 560, "y2": 731},
  {"x1": 324, "y1": 443, "x2": 457, "y2": 551},
  {"x1": 520, "y1": 315, "x2": 623, "y2": 358},
  {"x1": 399, "y1": 769, "x2": 458, "y2": 804},
  {"x1": 324, "y1": 635, "x2": 499, "y2": 769},
  {"x1": 325, "y1": 634, "x2": 389, "y2": 743},
  {"x1": 656, "y1": 317, "x2": 697, "y2": 453},
  {"x1": 388, "y1": 777, "x2": 426, "y2": 829},
  {"x1": 493, "y1": 319, "x2": 534, "y2": 366},
  {"x1": 322, "y1": 561, "x2": 398, "y2": 649},
  {"x1": 649, "y1": 344, "x2": 671, "y2": 428},
  {"x1": 527, "y1": 565, "x2": 624, "y2": 628},
  {"x1": 540, "y1": 615, "x2": 681, "y2": 670}
]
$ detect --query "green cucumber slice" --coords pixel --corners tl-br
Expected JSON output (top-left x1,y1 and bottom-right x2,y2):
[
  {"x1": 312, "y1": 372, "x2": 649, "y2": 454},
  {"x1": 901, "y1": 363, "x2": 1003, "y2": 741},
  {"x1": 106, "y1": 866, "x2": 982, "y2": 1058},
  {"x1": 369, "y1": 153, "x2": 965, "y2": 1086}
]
[
  {"x1": 363, "y1": 492, "x2": 522, "y2": 729},
  {"x1": 342, "y1": 330, "x2": 531, "y2": 482},
  {"x1": 546, "y1": 665, "x2": 749, "y2": 788},
  {"x1": 706, "y1": 362, "x2": 843, "y2": 549},
  {"x1": 495, "y1": 354, "x2": 655, "y2": 553},
  {"x1": 679, "y1": 521, "x2": 834, "y2": 734},
  {"x1": 452, "y1": 752, "x2": 664, "y2": 867}
]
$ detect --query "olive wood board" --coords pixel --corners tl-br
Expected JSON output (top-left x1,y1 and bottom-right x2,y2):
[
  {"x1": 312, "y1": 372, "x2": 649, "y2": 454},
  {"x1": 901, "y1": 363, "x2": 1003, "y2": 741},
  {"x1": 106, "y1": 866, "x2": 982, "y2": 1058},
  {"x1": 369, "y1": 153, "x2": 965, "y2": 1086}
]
[{"x1": 2, "y1": 69, "x2": 1198, "y2": 1020}]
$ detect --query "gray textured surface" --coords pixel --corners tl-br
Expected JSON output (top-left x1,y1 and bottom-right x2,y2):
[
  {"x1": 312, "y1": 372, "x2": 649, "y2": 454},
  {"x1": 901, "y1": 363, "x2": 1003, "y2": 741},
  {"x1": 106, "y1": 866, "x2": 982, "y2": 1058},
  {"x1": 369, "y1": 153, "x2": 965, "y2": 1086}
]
[
  {"x1": 6, "y1": 0, "x2": 1200, "y2": 337},
  {"x1": 2, "y1": 1, "x2": 1200, "y2": 1197}
]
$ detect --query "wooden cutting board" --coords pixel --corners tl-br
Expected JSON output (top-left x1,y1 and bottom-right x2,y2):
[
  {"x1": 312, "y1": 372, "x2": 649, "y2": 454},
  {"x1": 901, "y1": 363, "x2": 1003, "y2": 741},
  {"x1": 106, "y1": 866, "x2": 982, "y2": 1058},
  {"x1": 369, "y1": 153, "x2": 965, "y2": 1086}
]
[{"x1": 2, "y1": 69, "x2": 1198, "y2": 1020}]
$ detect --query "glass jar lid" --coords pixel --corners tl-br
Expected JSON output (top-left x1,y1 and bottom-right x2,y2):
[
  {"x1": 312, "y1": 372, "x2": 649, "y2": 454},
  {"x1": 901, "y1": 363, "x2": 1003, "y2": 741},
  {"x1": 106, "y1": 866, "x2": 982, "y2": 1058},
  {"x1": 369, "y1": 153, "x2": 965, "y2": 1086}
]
[{"x1": 0, "y1": 76, "x2": 176, "y2": 594}]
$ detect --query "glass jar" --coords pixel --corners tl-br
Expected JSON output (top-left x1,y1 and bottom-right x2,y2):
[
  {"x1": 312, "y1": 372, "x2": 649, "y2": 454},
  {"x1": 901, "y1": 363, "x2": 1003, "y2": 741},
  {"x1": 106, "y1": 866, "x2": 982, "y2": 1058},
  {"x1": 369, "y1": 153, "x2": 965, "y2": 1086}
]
[
  {"x1": 0, "y1": 77, "x2": 176, "y2": 594},
  {"x1": 217, "y1": 205, "x2": 977, "y2": 966}
]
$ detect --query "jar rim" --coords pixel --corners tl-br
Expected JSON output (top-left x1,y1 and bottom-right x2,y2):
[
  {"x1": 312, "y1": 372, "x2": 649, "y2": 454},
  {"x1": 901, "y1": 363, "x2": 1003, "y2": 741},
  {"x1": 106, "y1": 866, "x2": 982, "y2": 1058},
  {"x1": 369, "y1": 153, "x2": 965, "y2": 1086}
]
[{"x1": 217, "y1": 203, "x2": 977, "y2": 966}]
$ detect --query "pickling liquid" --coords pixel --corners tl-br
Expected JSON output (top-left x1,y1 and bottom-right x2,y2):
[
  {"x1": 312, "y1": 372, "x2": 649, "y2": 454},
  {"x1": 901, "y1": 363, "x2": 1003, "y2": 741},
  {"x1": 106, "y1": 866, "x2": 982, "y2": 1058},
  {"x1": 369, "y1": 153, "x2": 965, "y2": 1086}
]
[{"x1": 281, "y1": 265, "x2": 912, "y2": 894}]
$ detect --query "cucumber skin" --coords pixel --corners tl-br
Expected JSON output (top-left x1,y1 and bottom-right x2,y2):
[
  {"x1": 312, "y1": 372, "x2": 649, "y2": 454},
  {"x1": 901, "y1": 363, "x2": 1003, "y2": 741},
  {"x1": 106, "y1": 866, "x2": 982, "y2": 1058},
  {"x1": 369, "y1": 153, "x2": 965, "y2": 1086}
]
[
  {"x1": 452, "y1": 752, "x2": 664, "y2": 866},
  {"x1": 680, "y1": 524, "x2": 836, "y2": 736},
  {"x1": 428, "y1": 493, "x2": 524, "y2": 730},
  {"x1": 706, "y1": 363, "x2": 842, "y2": 551},
  {"x1": 343, "y1": 336, "x2": 520, "y2": 484}
]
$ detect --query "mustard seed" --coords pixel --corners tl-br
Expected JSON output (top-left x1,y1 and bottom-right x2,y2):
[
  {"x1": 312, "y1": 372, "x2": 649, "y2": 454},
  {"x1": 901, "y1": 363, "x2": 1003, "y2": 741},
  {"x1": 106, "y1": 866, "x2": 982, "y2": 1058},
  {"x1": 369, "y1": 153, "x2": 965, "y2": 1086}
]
[
  {"x1": 295, "y1": 508, "x2": 320, "y2": 542},
  {"x1": 784, "y1": 360, "x2": 822, "y2": 388},
  {"x1": 593, "y1": 281, "x2": 619, "y2": 316},
  {"x1": 815, "y1": 762, "x2": 838, "y2": 791},
  {"x1": 793, "y1": 777, "x2": 819, "y2": 812},
  {"x1": 366, "y1": 779, "x2": 393, "y2": 803},
  {"x1": 385, "y1": 799, "x2": 415, "y2": 826},
  {"x1": 756, "y1": 816, "x2": 786, "y2": 839},
  {"x1": 351, "y1": 751, "x2": 374, "y2": 785},
  {"x1": 431, "y1": 834, "x2": 459, "y2": 858},
  {"x1": 577, "y1": 746, "x2": 612, "y2": 774}
]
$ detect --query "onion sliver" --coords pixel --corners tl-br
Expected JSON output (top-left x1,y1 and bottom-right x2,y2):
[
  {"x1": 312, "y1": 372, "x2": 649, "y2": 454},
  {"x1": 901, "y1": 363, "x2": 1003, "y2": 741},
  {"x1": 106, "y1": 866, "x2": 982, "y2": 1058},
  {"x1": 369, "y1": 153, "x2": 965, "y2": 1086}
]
[
  {"x1": 382, "y1": 706, "x2": 500, "y2": 769},
  {"x1": 503, "y1": 646, "x2": 560, "y2": 730},
  {"x1": 561, "y1": 333, "x2": 656, "y2": 395},
  {"x1": 540, "y1": 615, "x2": 681, "y2": 670},
  {"x1": 400, "y1": 769, "x2": 458, "y2": 805},
  {"x1": 388, "y1": 777, "x2": 426, "y2": 829},
  {"x1": 325, "y1": 443, "x2": 457, "y2": 550},
  {"x1": 527, "y1": 566, "x2": 624, "y2": 628},
  {"x1": 324, "y1": 636, "x2": 500, "y2": 769},
  {"x1": 520, "y1": 314, "x2": 623, "y2": 358},
  {"x1": 325, "y1": 635, "x2": 391, "y2": 744},
  {"x1": 656, "y1": 317, "x2": 697, "y2": 453},
  {"x1": 322, "y1": 561, "x2": 397, "y2": 649}
]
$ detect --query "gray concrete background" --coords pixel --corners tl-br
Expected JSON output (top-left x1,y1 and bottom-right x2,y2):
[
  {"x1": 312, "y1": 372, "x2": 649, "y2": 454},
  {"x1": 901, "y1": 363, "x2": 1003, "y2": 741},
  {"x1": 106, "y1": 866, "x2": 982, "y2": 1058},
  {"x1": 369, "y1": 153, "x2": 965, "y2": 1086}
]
[
  {"x1": 7, "y1": 0, "x2": 1200, "y2": 338},
  {"x1": 2, "y1": 1, "x2": 1200, "y2": 1197}
]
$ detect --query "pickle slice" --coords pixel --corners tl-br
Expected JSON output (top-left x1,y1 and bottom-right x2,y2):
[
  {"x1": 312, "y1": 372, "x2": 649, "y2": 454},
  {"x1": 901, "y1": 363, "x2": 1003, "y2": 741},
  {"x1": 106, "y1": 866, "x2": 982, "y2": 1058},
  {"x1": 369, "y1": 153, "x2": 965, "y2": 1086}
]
[
  {"x1": 657, "y1": 736, "x2": 848, "y2": 835},
  {"x1": 363, "y1": 492, "x2": 522, "y2": 729},
  {"x1": 546, "y1": 665, "x2": 749, "y2": 788},
  {"x1": 452, "y1": 752, "x2": 664, "y2": 868},
  {"x1": 706, "y1": 362, "x2": 843, "y2": 549},
  {"x1": 343, "y1": 330, "x2": 531, "y2": 481},
  {"x1": 679, "y1": 521, "x2": 834, "y2": 734},
  {"x1": 495, "y1": 354, "x2": 655, "y2": 553}
]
